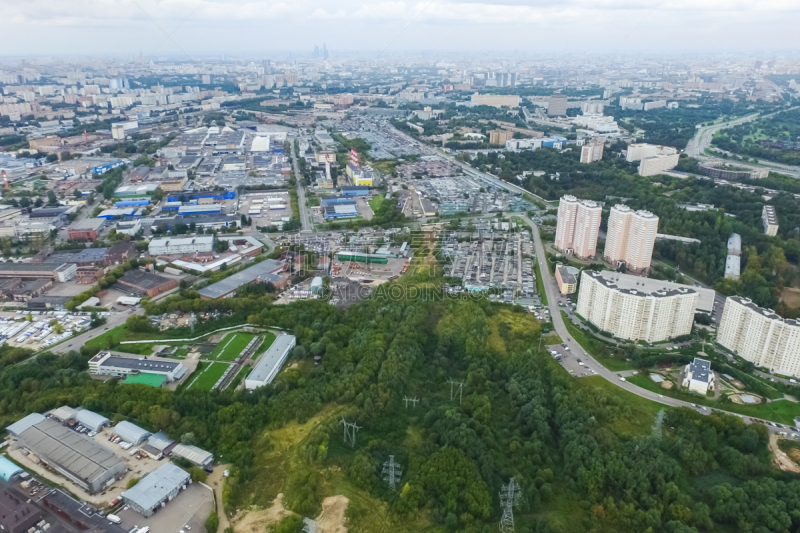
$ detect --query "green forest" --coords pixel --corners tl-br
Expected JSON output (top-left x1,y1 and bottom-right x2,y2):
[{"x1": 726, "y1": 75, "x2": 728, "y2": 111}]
[
  {"x1": 4, "y1": 282, "x2": 800, "y2": 533},
  {"x1": 711, "y1": 108, "x2": 800, "y2": 166}
]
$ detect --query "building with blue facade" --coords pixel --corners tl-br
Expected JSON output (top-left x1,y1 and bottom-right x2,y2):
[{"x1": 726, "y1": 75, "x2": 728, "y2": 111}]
[
  {"x1": 167, "y1": 190, "x2": 236, "y2": 203},
  {"x1": 115, "y1": 199, "x2": 150, "y2": 208},
  {"x1": 340, "y1": 186, "x2": 370, "y2": 196},
  {"x1": 92, "y1": 160, "x2": 126, "y2": 175}
]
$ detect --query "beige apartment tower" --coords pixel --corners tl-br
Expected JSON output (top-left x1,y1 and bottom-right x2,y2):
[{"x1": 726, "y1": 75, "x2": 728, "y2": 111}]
[
  {"x1": 577, "y1": 270, "x2": 697, "y2": 343},
  {"x1": 604, "y1": 205, "x2": 658, "y2": 274},
  {"x1": 717, "y1": 296, "x2": 800, "y2": 378},
  {"x1": 554, "y1": 195, "x2": 602, "y2": 260}
]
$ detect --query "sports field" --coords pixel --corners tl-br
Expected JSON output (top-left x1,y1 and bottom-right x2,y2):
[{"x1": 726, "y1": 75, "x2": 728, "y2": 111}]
[
  {"x1": 208, "y1": 333, "x2": 255, "y2": 361},
  {"x1": 188, "y1": 362, "x2": 229, "y2": 391}
]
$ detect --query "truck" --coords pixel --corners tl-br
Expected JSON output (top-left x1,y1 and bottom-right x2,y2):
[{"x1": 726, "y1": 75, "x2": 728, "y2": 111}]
[{"x1": 107, "y1": 515, "x2": 121, "y2": 524}]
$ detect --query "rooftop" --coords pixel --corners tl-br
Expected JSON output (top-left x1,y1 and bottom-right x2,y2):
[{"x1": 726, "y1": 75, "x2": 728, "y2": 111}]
[
  {"x1": 91, "y1": 352, "x2": 182, "y2": 372},
  {"x1": 689, "y1": 357, "x2": 712, "y2": 383},
  {"x1": 121, "y1": 463, "x2": 189, "y2": 511},
  {"x1": 119, "y1": 269, "x2": 174, "y2": 290},
  {"x1": 248, "y1": 335, "x2": 296, "y2": 385},
  {"x1": 70, "y1": 218, "x2": 106, "y2": 231},
  {"x1": 557, "y1": 265, "x2": 577, "y2": 284},
  {"x1": 593, "y1": 270, "x2": 709, "y2": 310},
  {"x1": 198, "y1": 259, "x2": 283, "y2": 299}
]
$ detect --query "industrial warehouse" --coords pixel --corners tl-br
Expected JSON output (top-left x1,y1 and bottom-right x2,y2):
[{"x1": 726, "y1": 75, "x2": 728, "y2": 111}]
[
  {"x1": 198, "y1": 258, "x2": 287, "y2": 299},
  {"x1": 245, "y1": 334, "x2": 297, "y2": 390},
  {"x1": 120, "y1": 463, "x2": 191, "y2": 517},
  {"x1": 14, "y1": 418, "x2": 125, "y2": 494}
]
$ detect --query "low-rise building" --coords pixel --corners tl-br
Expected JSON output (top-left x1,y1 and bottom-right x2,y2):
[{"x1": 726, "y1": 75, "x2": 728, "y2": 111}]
[
  {"x1": 555, "y1": 264, "x2": 578, "y2": 294},
  {"x1": 68, "y1": 218, "x2": 106, "y2": 241},
  {"x1": 149, "y1": 235, "x2": 214, "y2": 255},
  {"x1": 245, "y1": 334, "x2": 296, "y2": 390},
  {"x1": 120, "y1": 463, "x2": 191, "y2": 518},
  {"x1": 117, "y1": 269, "x2": 178, "y2": 297},
  {"x1": 682, "y1": 358, "x2": 714, "y2": 394},
  {"x1": 171, "y1": 443, "x2": 213, "y2": 467},
  {"x1": 89, "y1": 351, "x2": 187, "y2": 382}
]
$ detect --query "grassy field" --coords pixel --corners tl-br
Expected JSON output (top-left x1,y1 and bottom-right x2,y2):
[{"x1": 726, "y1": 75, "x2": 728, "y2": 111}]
[
  {"x1": 561, "y1": 312, "x2": 634, "y2": 371},
  {"x1": 534, "y1": 262, "x2": 548, "y2": 306},
  {"x1": 208, "y1": 333, "x2": 255, "y2": 361},
  {"x1": 252, "y1": 332, "x2": 277, "y2": 359},
  {"x1": 188, "y1": 362, "x2": 230, "y2": 391},
  {"x1": 228, "y1": 365, "x2": 251, "y2": 390},
  {"x1": 368, "y1": 195, "x2": 384, "y2": 213}
]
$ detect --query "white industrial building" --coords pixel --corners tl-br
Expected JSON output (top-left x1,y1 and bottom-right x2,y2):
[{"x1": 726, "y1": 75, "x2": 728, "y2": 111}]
[
  {"x1": 245, "y1": 334, "x2": 296, "y2": 390},
  {"x1": 74, "y1": 409, "x2": 110, "y2": 432},
  {"x1": 717, "y1": 296, "x2": 800, "y2": 378},
  {"x1": 121, "y1": 463, "x2": 191, "y2": 517},
  {"x1": 577, "y1": 270, "x2": 698, "y2": 343},
  {"x1": 149, "y1": 235, "x2": 214, "y2": 255},
  {"x1": 113, "y1": 421, "x2": 151, "y2": 445},
  {"x1": 638, "y1": 153, "x2": 680, "y2": 177},
  {"x1": 171, "y1": 443, "x2": 213, "y2": 467},
  {"x1": 89, "y1": 352, "x2": 187, "y2": 383}
]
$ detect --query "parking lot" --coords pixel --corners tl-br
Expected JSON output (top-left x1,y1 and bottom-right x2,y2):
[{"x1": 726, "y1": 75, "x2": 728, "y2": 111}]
[{"x1": 547, "y1": 344, "x2": 599, "y2": 378}]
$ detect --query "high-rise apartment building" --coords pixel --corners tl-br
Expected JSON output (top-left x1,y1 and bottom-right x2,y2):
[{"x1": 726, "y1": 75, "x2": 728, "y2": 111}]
[
  {"x1": 717, "y1": 296, "x2": 800, "y2": 378},
  {"x1": 580, "y1": 141, "x2": 604, "y2": 163},
  {"x1": 577, "y1": 270, "x2": 698, "y2": 343},
  {"x1": 604, "y1": 205, "x2": 659, "y2": 274},
  {"x1": 547, "y1": 96, "x2": 568, "y2": 116},
  {"x1": 554, "y1": 195, "x2": 602, "y2": 260},
  {"x1": 763, "y1": 205, "x2": 779, "y2": 236}
]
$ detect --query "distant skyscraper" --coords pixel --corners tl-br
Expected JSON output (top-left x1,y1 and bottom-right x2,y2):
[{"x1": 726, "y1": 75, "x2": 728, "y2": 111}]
[
  {"x1": 554, "y1": 195, "x2": 602, "y2": 260},
  {"x1": 604, "y1": 205, "x2": 658, "y2": 274},
  {"x1": 313, "y1": 45, "x2": 320, "y2": 58},
  {"x1": 322, "y1": 43, "x2": 329, "y2": 60}
]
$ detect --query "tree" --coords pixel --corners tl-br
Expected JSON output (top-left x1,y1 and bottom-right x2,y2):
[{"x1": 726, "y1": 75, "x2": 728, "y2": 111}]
[
  {"x1": 47, "y1": 190, "x2": 58, "y2": 206},
  {"x1": 204, "y1": 511, "x2": 219, "y2": 533},
  {"x1": 189, "y1": 466, "x2": 207, "y2": 483},
  {"x1": 73, "y1": 189, "x2": 83, "y2": 200}
]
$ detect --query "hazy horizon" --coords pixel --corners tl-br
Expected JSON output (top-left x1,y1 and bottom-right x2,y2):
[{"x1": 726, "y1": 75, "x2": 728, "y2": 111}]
[{"x1": 2, "y1": 0, "x2": 800, "y2": 58}]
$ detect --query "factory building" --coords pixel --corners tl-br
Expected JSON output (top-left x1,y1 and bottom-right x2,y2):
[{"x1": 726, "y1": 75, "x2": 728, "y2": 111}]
[
  {"x1": 74, "y1": 409, "x2": 110, "y2": 433},
  {"x1": 117, "y1": 270, "x2": 178, "y2": 297},
  {"x1": 718, "y1": 296, "x2": 800, "y2": 378},
  {"x1": 577, "y1": 270, "x2": 698, "y2": 343},
  {"x1": 15, "y1": 418, "x2": 125, "y2": 494},
  {"x1": 6, "y1": 413, "x2": 47, "y2": 437},
  {"x1": 198, "y1": 259, "x2": 285, "y2": 300},
  {"x1": 149, "y1": 235, "x2": 214, "y2": 255},
  {"x1": 68, "y1": 219, "x2": 106, "y2": 241},
  {"x1": 245, "y1": 334, "x2": 297, "y2": 390},
  {"x1": 112, "y1": 421, "x2": 151, "y2": 445},
  {"x1": 89, "y1": 352, "x2": 187, "y2": 383},
  {"x1": 120, "y1": 463, "x2": 191, "y2": 518},
  {"x1": 554, "y1": 195, "x2": 602, "y2": 260},
  {"x1": 171, "y1": 443, "x2": 213, "y2": 467}
]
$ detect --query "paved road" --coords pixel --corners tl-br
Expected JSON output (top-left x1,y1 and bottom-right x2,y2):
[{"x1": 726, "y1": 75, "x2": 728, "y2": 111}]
[
  {"x1": 289, "y1": 140, "x2": 312, "y2": 232},
  {"x1": 685, "y1": 113, "x2": 760, "y2": 157},
  {"x1": 51, "y1": 308, "x2": 142, "y2": 354}
]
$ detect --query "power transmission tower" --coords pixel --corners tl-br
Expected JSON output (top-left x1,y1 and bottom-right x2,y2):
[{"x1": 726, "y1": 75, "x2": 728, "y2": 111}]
[
  {"x1": 499, "y1": 479, "x2": 522, "y2": 533},
  {"x1": 339, "y1": 417, "x2": 361, "y2": 448},
  {"x1": 382, "y1": 455, "x2": 402, "y2": 491},
  {"x1": 403, "y1": 396, "x2": 419, "y2": 408},
  {"x1": 302, "y1": 518, "x2": 317, "y2": 533},
  {"x1": 652, "y1": 409, "x2": 665, "y2": 442},
  {"x1": 447, "y1": 378, "x2": 464, "y2": 404}
]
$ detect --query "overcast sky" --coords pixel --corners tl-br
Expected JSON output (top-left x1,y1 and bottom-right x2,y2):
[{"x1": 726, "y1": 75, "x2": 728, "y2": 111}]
[{"x1": 2, "y1": 0, "x2": 799, "y2": 58}]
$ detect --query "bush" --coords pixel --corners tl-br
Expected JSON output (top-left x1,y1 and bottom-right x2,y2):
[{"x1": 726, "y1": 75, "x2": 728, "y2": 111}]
[
  {"x1": 190, "y1": 466, "x2": 207, "y2": 483},
  {"x1": 205, "y1": 511, "x2": 219, "y2": 533}
]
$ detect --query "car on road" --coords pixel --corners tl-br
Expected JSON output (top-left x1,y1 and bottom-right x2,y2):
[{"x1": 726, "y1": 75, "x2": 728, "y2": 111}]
[{"x1": 658, "y1": 395, "x2": 663, "y2": 398}]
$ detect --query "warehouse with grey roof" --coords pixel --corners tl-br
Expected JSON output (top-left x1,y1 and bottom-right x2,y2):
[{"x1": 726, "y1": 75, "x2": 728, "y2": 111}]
[
  {"x1": 120, "y1": 463, "x2": 191, "y2": 517},
  {"x1": 15, "y1": 418, "x2": 125, "y2": 493}
]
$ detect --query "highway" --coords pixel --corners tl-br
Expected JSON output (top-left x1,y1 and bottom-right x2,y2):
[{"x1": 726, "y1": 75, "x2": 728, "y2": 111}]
[{"x1": 289, "y1": 139, "x2": 312, "y2": 232}]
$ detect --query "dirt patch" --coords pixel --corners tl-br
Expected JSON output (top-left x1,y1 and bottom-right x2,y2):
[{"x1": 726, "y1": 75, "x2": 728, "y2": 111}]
[
  {"x1": 771, "y1": 435, "x2": 800, "y2": 472},
  {"x1": 781, "y1": 287, "x2": 800, "y2": 308},
  {"x1": 315, "y1": 495, "x2": 349, "y2": 533},
  {"x1": 661, "y1": 381, "x2": 673, "y2": 390},
  {"x1": 232, "y1": 494, "x2": 294, "y2": 533}
]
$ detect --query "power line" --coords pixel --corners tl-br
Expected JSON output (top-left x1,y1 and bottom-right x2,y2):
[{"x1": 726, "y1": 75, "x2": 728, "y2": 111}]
[
  {"x1": 499, "y1": 479, "x2": 522, "y2": 533},
  {"x1": 339, "y1": 417, "x2": 361, "y2": 449},
  {"x1": 382, "y1": 455, "x2": 402, "y2": 491},
  {"x1": 403, "y1": 396, "x2": 419, "y2": 408},
  {"x1": 447, "y1": 378, "x2": 464, "y2": 404}
]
